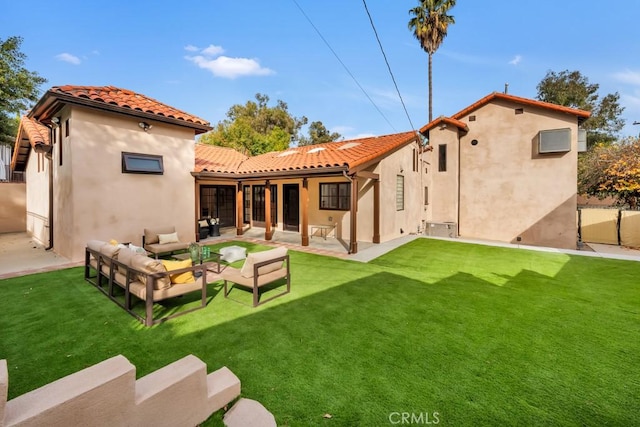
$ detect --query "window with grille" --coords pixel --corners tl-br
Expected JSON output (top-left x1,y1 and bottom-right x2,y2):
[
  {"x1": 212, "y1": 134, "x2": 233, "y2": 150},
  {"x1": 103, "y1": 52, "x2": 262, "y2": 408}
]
[{"x1": 319, "y1": 182, "x2": 350, "y2": 210}]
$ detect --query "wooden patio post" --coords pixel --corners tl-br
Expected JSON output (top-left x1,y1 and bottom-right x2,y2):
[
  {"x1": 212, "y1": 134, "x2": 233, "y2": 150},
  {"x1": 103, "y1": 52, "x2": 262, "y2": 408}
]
[
  {"x1": 194, "y1": 180, "x2": 200, "y2": 242},
  {"x1": 349, "y1": 176, "x2": 358, "y2": 254},
  {"x1": 265, "y1": 180, "x2": 272, "y2": 240},
  {"x1": 236, "y1": 182, "x2": 244, "y2": 236},
  {"x1": 301, "y1": 178, "x2": 309, "y2": 246},
  {"x1": 373, "y1": 179, "x2": 380, "y2": 243}
]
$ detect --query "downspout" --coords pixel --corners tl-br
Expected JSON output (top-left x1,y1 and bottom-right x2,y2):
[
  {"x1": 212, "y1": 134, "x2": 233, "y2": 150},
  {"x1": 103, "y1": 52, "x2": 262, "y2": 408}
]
[
  {"x1": 457, "y1": 131, "x2": 461, "y2": 236},
  {"x1": 44, "y1": 121, "x2": 56, "y2": 250}
]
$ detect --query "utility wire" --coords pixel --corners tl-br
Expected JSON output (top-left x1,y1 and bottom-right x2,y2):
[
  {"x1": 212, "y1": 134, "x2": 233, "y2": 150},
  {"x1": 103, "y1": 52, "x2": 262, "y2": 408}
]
[
  {"x1": 362, "y1": 0, "x2": 417, "y2": 132},
  {"x1": 290, "y1": 0, "x2": 397, "y2": 132}
]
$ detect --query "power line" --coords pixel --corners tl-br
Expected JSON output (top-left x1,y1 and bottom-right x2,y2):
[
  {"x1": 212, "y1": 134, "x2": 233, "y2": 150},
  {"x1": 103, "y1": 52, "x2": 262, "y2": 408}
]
[
  {"x1": 362, "y1": 0, "x2": 416, "y2": 133},
  {"x1": 290, "y1": 0, "x2": 397, "y2": 132}
]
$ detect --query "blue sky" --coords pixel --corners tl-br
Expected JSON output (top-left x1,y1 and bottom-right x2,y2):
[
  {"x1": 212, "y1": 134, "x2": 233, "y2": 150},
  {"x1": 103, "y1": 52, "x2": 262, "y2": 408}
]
[{"x1": 3, "y1": 1, "x2": 640, "y2": 140}]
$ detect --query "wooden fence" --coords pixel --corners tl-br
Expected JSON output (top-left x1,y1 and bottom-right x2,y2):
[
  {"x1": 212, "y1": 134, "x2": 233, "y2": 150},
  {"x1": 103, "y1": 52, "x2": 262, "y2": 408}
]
[{"x1": 578, "y1": 208, "x2": 640, "y2": 247}]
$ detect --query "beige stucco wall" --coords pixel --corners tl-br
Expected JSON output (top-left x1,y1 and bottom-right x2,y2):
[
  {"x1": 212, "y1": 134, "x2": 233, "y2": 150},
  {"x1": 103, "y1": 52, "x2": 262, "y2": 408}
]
[
  {"x1": 51, "y1": 107, "x2": 196, "y2": 262},
  {"x1": 0, "y1": 183, "x2": 26, "y2": 233},
  {"x1": 427, "y1": 99, "x2": 579, "y2": 249},
  {"x1": 24, "y1": 150, "x2": 51, "y2": 246},
  {"x1": 424, "y1": 126, "x2": 459, "y2": 224},
  {"x1": 376, "y1": 142, "x2": 424, "y2": 240}
]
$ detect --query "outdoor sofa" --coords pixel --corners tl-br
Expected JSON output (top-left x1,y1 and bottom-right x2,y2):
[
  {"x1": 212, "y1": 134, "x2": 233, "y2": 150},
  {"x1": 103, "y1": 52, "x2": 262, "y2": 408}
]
[
  {"x1": 142, "y1": 226, "x2": 189, "y2": 259},
  {"x1": 84, "y1": 240, "x2": 210, "y2": 326},
  {"x1": 221, "y1": 246, "x2": 290, "y2": 307}
]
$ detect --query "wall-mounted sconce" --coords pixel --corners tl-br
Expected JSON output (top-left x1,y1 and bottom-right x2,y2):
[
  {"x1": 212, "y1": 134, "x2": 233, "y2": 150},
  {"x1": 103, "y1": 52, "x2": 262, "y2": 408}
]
[
  {"x1": 400, "y1": 167, "x2": 404, "y2": 174},
  {"x1": 50, "y1": 117, "x2": 60, "y2": 128},
  {"x1": 138, "y1": 122, "x2": 153, "y2": 132}
]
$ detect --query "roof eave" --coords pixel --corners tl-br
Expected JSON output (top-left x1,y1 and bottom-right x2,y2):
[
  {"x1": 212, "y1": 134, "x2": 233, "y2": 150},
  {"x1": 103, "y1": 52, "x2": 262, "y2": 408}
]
[
  {"x1": 31, "y1": 90, "x2": 212, "y2": 134},
  {"x1": 192, "y1": 165, "x2": 349, "y2": 180}
]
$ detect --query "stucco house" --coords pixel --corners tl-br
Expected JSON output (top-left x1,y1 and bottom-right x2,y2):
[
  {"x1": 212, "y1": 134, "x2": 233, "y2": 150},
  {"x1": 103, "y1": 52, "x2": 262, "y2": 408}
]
[
  {"x1": 11, "y1": 86, "x2": 589, "y2": 262},
  {"x1": 11, "y1": 85, "x2": 211, "y2": 262},
  {"x1": 420, "y1": 92, "x2": 590, "y2": 249},
  {"x1": 192, "y1": 131, "x2": 424, "y2": 253}
]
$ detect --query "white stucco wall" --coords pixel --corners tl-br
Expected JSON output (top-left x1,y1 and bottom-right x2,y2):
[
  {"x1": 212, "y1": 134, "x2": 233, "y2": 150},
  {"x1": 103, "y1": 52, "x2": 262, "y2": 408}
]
[
  {"x1": 25, "y1": 149, "x2": 50, "y2": 246},
  {"x1": 52, "y1": 107, "x2": 197, "y2": 261}
]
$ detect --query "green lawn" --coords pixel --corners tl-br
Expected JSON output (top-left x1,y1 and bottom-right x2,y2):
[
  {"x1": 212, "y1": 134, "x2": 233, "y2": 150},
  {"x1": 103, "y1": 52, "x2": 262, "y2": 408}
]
[{"x1": 1, "y1": 239, "x2": 639, "y2": 426}]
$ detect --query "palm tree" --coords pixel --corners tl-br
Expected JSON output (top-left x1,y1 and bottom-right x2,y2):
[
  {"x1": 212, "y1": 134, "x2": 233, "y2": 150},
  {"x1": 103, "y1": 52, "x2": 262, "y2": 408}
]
[{"x1": 408, "y1": 0, "x2": 456, "y2": 122}]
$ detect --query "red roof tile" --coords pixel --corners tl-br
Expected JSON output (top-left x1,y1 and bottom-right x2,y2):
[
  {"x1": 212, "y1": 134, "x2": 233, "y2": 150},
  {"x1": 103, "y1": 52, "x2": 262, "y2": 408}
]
[
  {"x1": 195, "y1": 144, "x2": 248, "y2": 173},
  {"x1": 419, "y1": 116, "x2": 469, "y2": 134},
  {"x1": 20, "y1": 116, "x2": 50, "y2": 145},
  {"x1": 452, "y1": 92, "x2": 591, "y2": 120},
  {"x1": 48, "y1": 85, "x2": 211, "y2": 127},
  {"x1": 11, "y1": 117, "x2": 51, "y2": 171},
  {"x1": 194, "y1": 131, "x2": 419, "y2": 176}
]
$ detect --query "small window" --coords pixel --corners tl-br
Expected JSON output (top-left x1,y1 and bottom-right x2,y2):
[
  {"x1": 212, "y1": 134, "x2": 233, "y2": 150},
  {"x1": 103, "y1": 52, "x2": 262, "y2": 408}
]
[
  {"x1": 515, "y1": 108, "x2": 524, "y2": 115},
  {"x1": 122, "y1": 152, "x2": 164, "y2": 174},
  {"x1": 438, "y1": 144, "x2": 447, "y2": 172},
  {"x1": 320, "y1": 182, "x2": 350, "y2": 211},
  {"x1": 396, "y1": 175, "x2": 404, "y2": 211},
  {"x1": 424, "y1": 186, "x2": 429, "y2": 205},
  {"x1": 469, "y1": 115, "x2": 476, "y2": 122}
]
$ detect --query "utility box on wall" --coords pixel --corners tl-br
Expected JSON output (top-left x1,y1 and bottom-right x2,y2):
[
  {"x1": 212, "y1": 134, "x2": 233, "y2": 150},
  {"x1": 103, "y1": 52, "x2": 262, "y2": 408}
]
[{"x1": 426, "y1": 222, "x2": 458, "y2": 238}]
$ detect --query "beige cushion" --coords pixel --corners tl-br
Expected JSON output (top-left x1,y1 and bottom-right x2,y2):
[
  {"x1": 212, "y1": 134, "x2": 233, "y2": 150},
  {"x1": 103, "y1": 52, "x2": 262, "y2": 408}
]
[
  {"x1": 99, "y1": 243, "x2": 121, "y2": 267},
  {"x1": 223, "y1": 266, "x2": 288, "y2": 288},
  {"x1": 131, "y1": 254, "x2": 170, "y2": 290},
  {"x1": 240, "y1": 247, "x2": 287, "y2": 278},
  {"x1": 158, "y1": 232, "x2": 180, "y2": 245},
  {"x1": 144, "y1": 226, "x2": 176, "y2": 245},
  {"x1": 145, "y1": 242, "x2": 189, "y2": 255},
  {"x1": 87, "y1": 240, "x2": 106, "y2": 252},
  {"x1": 117, "y1": 247, "x2": 137, "y2": 273}
]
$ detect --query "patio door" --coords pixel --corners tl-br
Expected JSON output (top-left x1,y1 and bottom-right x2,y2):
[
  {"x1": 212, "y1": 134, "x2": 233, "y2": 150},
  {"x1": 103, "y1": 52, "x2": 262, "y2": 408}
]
[
  {"x1": 200, "y1": 185, "x2": 236, "y2": 227},
  {"x1": 252, "y1": 184, "x2": 277, "y2": 227},
  {"x1": 283, "y1": 184, "x2": 299, "y2": 232}
]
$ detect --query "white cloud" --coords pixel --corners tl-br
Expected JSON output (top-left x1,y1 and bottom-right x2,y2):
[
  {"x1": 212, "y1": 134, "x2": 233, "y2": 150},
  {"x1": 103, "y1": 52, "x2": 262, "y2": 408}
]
[
  {"x1": 184, "y1": 44, "x2": 199, "y2": 52},
  {"x1": 613, "y1": 69, "x2": 640, "y2": 86},
  {"x1": 55, "y1": 53, "x2": 81, "y2": 65},
  {"x1": 201, "y1": 44, "x2": 225, "y2": 56},
  {"x1": 185, "y1": 44, "x2": 273, "y2": 79},
  {"x1": 509, "y1": 55, "x2": 522, "y2": 66},
  {"x1": 331, "y1": 125, "x2": 354, "y2": 134}
]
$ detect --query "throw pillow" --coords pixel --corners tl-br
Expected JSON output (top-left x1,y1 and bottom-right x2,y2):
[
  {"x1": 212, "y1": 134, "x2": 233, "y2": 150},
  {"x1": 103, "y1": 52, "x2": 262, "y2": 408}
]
[
  {"x1": 161, "y1": 259, "x2": 195, "y2": 284},
  {"x1": 128, "y1": 243, "x2": 147, "y2": 255},
  {"x1": 219, "y1": 246, "x2": 247, "y2": 263},
  {"x1": 158, "y1": 232, "x2": 180, "y2": 245}
]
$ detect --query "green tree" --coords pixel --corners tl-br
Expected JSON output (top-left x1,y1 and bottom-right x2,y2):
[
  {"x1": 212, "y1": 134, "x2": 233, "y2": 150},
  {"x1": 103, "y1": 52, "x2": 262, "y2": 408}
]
[
  {"x1": 408, "y1": 0, "x2": 456, "y2": 122},
  {"x1": 0, "y1": 36, "x2": 46, "y2": 146},
  {"x1": 298, "y1": 121, "x2": 341, "y2": 146},
  {"x1": 200, "y1": 93, "x2": 307, "y2": 155},
  {"x1": 578, "y1": 137, "x2": 640, "y2": 208},
  {"x1": 536, "y1": 70, "x2": 624, "y2": 148}
]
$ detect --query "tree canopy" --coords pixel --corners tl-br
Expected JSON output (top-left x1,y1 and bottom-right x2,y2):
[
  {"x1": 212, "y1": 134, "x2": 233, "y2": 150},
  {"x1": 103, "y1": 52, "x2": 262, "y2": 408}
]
[
  {"x1": 297, "y1": 121, "x2": 341, "y2": 146},
  {"x1": 199, "y1": 93, "x2": 307, "y2": 155},
  {"x1": 0, "y1": 36, "x2": 46, "y2": 146},
  {"x1": 200, "y1": 94, "x2": 340, "y2": 155},
  {"x1": 536, "y1": 70, "x2": 624, "y2": 148},
  {"x1": 408, "y1": 0, "x2": 456, "y2": 122},
  {"x1": 578, "y1": 137, "x2": 640, "y2": 208}
]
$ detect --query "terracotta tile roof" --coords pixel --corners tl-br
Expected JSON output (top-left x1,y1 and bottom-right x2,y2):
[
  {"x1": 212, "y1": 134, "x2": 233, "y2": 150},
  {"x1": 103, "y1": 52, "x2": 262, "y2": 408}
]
[
  {"x1": 46, "y1": 85, "x2": 211, "y2": 128},
  {"x1": 21, "y1": 116, "x2": 50, "y2": 145},
  {"x1": 194, "y1": 131, "x2": 419, "y2": 176},
  {"x1": 419, "y1": 116, "x2": 469, "y2": 134},
  {"x1": 11, "y1": 117, "x2": 51, "y2": 171},
  {"x1": 195, "y1": 144, "x2": 248, "y2": 173},
  {"x1": 452, "y1": 92, "x2": 592, "y2": 120}
]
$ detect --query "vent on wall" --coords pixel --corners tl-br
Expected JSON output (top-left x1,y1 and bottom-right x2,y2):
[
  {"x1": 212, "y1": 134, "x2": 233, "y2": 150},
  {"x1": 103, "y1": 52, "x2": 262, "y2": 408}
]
[
  {"x1": 577, "y1": 129, "x2": 587, "y2": 152},
  {"x1": 539, "y1": 128, "x2": 571, "y2": 154}
]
